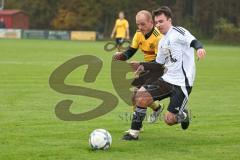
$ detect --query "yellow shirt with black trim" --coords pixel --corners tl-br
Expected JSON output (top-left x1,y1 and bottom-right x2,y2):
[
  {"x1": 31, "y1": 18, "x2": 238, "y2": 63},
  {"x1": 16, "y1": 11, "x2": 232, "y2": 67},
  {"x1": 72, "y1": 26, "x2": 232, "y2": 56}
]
[
  {"x1": 115, "y1": 18, "x2": 129, "y2": 38},
  {"x1": 131, "y1": 27, "x2": 162, "y2": 62}
]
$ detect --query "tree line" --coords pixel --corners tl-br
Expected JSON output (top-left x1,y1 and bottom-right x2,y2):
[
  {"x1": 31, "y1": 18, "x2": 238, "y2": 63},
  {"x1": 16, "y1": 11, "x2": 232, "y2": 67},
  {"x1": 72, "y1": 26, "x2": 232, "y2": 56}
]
[{"x1": 5, "y1": 0, "x2": 240, "y2": 41}]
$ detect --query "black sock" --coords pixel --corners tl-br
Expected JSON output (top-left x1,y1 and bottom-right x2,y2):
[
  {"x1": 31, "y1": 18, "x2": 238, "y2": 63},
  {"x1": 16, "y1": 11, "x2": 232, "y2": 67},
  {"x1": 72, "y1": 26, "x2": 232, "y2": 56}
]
[
  {"x1": 153, "y1": 104, "x2": 161, "y2": 112},
  {"x1": 131, "y1": 106, "x2": 147, "y2": 130}
]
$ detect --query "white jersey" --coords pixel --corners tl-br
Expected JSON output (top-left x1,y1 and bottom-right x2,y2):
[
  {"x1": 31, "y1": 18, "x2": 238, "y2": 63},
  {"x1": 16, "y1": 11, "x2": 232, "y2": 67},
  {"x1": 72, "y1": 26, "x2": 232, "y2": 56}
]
[{"x1": 156, "y1": 26, "x2": 196, "y2": 87}]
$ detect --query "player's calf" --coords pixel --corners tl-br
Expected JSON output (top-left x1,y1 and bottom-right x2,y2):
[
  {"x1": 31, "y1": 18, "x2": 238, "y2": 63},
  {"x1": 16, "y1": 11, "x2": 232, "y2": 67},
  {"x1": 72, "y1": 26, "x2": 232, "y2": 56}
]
[{"x1": 122, "y1": 106, "x2": 147, "y2": 140}]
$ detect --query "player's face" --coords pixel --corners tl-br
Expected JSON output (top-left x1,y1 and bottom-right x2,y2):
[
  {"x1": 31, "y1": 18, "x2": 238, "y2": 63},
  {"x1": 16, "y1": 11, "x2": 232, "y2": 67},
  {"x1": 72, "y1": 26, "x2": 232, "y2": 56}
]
[
  {"x1": 136, "y1": 15, "x2": 153, "y2": 35},
  {"x1": 119, "y1": 12, "x2": 124, "y2": 19},
  {"x1": 154, "y1": 14, "x2": 172, "y2": 34}
]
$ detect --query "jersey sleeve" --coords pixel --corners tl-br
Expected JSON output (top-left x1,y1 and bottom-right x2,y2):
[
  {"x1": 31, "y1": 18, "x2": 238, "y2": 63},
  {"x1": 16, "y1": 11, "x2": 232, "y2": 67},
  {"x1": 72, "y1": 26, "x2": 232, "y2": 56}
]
[
  {"x1": 130, "y1": 32, "x2": 139, "y2": 49},
  {"x1": 178, "y1": 27, "x2": 196, "y2": 47}
]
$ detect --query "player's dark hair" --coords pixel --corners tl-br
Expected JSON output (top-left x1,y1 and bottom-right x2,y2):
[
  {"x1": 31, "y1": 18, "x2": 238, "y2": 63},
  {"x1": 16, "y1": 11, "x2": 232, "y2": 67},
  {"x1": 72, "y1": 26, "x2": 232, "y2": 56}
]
[{"x1": 152, "y1": 6, "x2": 173, "y2": 19}]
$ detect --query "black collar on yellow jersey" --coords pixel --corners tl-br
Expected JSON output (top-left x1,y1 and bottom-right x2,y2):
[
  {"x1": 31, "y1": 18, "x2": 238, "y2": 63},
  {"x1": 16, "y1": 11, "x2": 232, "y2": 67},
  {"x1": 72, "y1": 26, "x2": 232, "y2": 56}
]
[{"x1": 144, "y1": 27, "x2": 155, "y2": 39}]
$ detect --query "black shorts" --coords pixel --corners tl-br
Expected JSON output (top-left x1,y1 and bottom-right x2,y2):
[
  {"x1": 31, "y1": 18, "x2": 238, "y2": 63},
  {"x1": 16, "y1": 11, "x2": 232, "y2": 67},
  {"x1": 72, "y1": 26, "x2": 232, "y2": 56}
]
[
  {"x1": 143, "y1": 79, "x2": 192, "y2": 114},
  {"x1": 115, "y1": 38, "x2": 124, "y2": 45},
  {"x1": 131, "y1": 60, "x2": 164, "y2": 88},
  {"x1": 132, "y1": 71, "x2": 161, "y2": 88}
]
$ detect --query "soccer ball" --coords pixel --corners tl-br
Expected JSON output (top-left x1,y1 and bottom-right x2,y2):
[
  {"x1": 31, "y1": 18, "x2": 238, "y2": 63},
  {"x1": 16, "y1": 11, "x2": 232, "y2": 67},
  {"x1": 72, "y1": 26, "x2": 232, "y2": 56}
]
[{"x1": 89, "y1": 129, "x2": 112, "y2": 150}]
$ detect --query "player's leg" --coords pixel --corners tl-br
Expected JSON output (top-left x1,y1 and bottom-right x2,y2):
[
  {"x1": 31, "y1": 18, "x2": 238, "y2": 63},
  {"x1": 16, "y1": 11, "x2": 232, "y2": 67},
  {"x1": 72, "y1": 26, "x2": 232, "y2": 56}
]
[
  {"x1": 116, "y1": 38, "x2": 124, "y2": 51},
  {"x1": 122, "y1": 86, "x2": 153, "y2": 140},
  {"x1": 115, "y1": 38, "x2": 120, "y2": 51},
  {"x1": 148, "y1": 102, "x2": 164, "y2": 123},
  {"x1": 144, "y1": 73, "x2": 165, "y2": 123},
  {"x1": 125, "y1": 87, "x2": 146, "y2": 133},
  {"x1": 180, "y1": 86, "x2": 192, "y2": 129},
  {"x1": 122, "y1": 79, "x2": 173, "y2": 140},
  {"x1": 125, "y1": 87, "x2": 142, "y2": 133},
  {"x1": 131, "y1": 85, "x2": 161, "y2": 124},
  {"x1": 118, "y1": 38, "x2": 125, "y2": 51},
  {"x1": 149, "y1": 102, "x2": 159, "y2": 111},
  {"x1": 164, "y1": 85, "x2": 192, "y2": 129}
]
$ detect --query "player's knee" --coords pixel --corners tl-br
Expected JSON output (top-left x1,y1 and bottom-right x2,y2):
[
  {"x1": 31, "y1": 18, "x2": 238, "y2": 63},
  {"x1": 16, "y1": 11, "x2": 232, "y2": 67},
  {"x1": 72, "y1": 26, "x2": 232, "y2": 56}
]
[
  {"x1": 135, "y1": 91, "x2": 152, "y2": 107},
  {"x1": 135, "y1": 96, "x2": 148, "y2": 107},
  {"x1": 164, "y1": 112, "x2": 177, "y2": 126}
]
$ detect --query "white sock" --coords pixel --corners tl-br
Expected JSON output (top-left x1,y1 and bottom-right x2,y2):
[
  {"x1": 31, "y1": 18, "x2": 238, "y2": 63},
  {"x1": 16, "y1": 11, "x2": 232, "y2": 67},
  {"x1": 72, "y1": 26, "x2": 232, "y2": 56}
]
[{"x1": 129, "y1": 129, "x2": 140, "y2": 138}]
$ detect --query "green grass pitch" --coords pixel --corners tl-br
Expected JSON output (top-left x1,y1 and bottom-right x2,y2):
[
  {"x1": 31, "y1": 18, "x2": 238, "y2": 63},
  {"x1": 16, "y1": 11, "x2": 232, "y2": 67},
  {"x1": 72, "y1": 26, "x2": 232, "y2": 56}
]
[{"x1": 0, "y1": 39, "x2": 240, "y2": 160}]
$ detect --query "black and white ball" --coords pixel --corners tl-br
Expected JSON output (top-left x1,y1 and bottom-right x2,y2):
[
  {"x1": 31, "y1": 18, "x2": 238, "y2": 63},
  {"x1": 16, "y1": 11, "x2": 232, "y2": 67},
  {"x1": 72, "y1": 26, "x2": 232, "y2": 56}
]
[{"x1": 89, "y1": 129, "x2": 112, "y2": 150}]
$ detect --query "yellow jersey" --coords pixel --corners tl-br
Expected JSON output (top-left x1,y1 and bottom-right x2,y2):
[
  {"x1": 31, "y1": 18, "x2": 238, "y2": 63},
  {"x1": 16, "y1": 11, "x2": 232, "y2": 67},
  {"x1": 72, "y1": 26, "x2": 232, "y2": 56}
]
[
  {"x1": 115, "y1": 18, "x2": 129, "y2": 38},
  {"x1": 131, "y1": 27, "x2": 162, "y2": 62}
]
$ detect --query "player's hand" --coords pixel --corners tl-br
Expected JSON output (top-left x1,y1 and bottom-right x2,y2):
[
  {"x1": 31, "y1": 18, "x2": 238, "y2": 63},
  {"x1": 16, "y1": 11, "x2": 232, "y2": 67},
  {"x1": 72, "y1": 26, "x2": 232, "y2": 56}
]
[
  {"x1": 112, "y1": 52, "x2": 127, "y2": 61},
  {"x1": 126, "y1": 35, "x2": 130, "y2": 40},
  {"x1": 130, "y1": 61, "x2": 140, "y2": 71},
  {"x1": 134, "y1": 65, "x2": 144, "y2": 78},
  {"x1": 196, "y1": 48, "x2": 206, "y2": 60}
]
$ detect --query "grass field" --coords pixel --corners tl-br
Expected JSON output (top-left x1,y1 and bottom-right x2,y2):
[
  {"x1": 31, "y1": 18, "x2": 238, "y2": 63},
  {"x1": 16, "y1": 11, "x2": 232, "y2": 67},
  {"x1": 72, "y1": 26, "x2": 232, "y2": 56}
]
[{"x1": 0, "y1": 39, "x2": 240, "y2": 160}]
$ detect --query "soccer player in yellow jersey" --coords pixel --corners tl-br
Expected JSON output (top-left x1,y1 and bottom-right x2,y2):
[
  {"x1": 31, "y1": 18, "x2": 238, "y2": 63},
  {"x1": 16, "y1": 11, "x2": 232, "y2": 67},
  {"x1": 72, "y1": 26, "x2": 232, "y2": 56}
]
[
  {"x1": 111, "y1": 11, "x2": 130, "y2": 49},
  {"x1": 113, "y1": 10, "x2": 164, "y2": 124}
]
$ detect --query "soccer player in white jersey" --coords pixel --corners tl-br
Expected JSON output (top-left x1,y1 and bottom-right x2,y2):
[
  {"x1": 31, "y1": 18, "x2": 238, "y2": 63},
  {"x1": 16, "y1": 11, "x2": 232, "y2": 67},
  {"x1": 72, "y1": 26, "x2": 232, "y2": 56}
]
[{"x1": 122, "y1": 6, "x2": 206, "y2": 140}]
